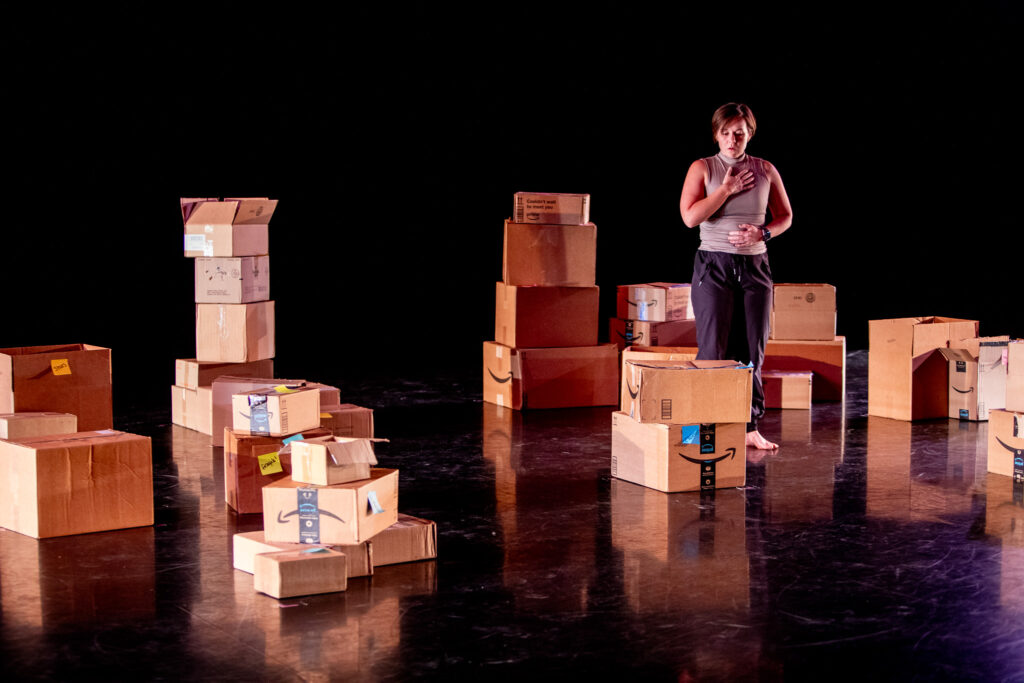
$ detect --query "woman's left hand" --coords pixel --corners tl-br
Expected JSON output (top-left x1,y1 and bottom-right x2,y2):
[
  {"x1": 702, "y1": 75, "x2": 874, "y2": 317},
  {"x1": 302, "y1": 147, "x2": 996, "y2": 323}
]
[{"x1": 728, "y1": 223, "x2": 763, "y2": 247}]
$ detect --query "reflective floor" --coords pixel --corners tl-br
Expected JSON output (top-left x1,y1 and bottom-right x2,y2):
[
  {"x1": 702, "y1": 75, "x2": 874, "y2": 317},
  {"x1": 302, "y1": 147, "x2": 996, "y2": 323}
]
[{"x1": 2, "y1": 350, "x2": 1023, "y2": 681}]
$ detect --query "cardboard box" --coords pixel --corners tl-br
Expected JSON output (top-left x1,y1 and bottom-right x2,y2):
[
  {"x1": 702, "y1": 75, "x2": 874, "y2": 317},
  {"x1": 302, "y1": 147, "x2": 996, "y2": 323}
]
[
  {"x1": 0, "y1": 412, "x2": 77, "y2": 440},
  {"x1": 224, "y1": 427, "x2": 332, "y2": 514},
  {"x1": 0, "y1": 344, "x2": 112, "y2": 431},
  {"x1": 482, "y1": 341, "x2": 618, "y2": 410},
  {"x1": 0, "y1": 430, "x2": 153, "y2": 538},
  {"x1": 623, "y1": 359, "x2": 752, "y2": 424},
  {"x1": 291, "y1": 437, "x2": 379, "y2": 486},
  {"x1": 196, "y1": 301, "x2": 275, "y2": 363},
  {"x1": 764, "y1": 336, "x2": 847, "y2": 402},
  {"x1": 233, "y1": 530, "x2": 373, "y2": 578},
  {"x1": 170, "y1": 385, "x2": 212, "y2": 434},
  {"x1": 502, "y1": 219, "x2": 596, "y2": 287},
  {"x1": 763, "y1": 371, "x2": 812, "y2": 410},
  {"x1": 254, "y1": 548, "x2": 348, "y2": 599},
  {"x1": 939, "y1": 337, "x2": 1009, "y2": 421},
  {"x1": 232, "y1": 385, "x2": 321, "y2": 437},
  {"x1": 194, "y1": 255, "x2": 270, "y2": 304},
  {"x1": 616, "y1": 283, "x2": 693, "y2": 322},
  {"x1": 319, "y1": 403, "x2": 374, "y2": 438},
  {"x1": 1006, "y1": 341, "x2": 1024, "y2": 412},
  {"x1": 988, "y1": 409, "x2": 1024, "y2": 480},
  {"x1": 262, "y1": 469, "x2": 399, "y2": 545},
  {"x1": 495, "y1": 282, "x2": 599, "y2": 348},
  {"x1": 212, "y1": 376, "x2": 340, "y2": 447},
  {"x1": 868, "y1": 317, "x2": 979, "y2": 421},
  {"x1": 513, "y1": 192, "x2": 590, "y2": 225},
  {"x1": 174, "y1": 358, "x2": 274, "y2": 391},
  {"x1": 769, "y1": 283, "x2": 836, "y2": 341},
  {"x1": 610, "y1": 411, "x2": 746, "y2": 492},
  {"x1": 619, "y1": 346, "x2": 698, "y2": 411},
  {"x1": 610, "y1": 319, "x2": 698, "y2": 351},
  {"x1": 371, "y1": 514, "x2": 438, "y2": 567},
  {"x1": 181, "y1": 197, "x2": 275, "y2": 258}
]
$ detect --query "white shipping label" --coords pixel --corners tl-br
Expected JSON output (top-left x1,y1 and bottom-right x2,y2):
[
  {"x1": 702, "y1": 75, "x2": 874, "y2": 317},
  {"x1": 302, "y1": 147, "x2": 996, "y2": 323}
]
[{"x1": 185, "y1": 234, "x2": 207, "y2": 252}]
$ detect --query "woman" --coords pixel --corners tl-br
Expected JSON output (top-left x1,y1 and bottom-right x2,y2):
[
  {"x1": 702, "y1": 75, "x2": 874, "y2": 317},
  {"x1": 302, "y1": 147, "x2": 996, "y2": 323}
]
[{"x1": 679, "y1": 103, "x2": 793, "y2": 450}]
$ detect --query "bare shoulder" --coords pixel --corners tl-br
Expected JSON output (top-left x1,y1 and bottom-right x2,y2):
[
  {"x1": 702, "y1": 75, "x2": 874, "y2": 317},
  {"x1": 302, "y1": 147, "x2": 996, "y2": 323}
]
[
  {"x1": 685, "y1": 158, "x2": 709, "y2": 181},
  {"x1": 760, "y1": 158, "x2": 784, "y2": 180}
]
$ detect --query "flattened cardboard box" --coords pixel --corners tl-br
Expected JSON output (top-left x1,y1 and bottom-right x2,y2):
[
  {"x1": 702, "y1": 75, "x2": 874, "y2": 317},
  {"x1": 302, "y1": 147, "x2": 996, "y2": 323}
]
[
  {"x1": 181, "y1": 197, "x2": 275, "y2": 258},
  {"x1": 254, "y1": 548, "x2": 348, "y2": 599},
  {"x1": 224, "y1": 427, "x2": 332, "y2": 514},
  {"x1": 513, "y1": 192, "x2": 590, "y2": 225},
  {"x1": 0, "y1": 430, "x2": 153, "y2": 538},
  {"x1": 502, "y1": 219, "x2": 596, "y2": 287},
  {"x1": 196, "y1": 301, "x2": 275, "y2": 363},
  {"x1": 616, "y1": 283, "x2": 693, "y2": 322},
  {"x1": 769, "y1": 283, "x2": 836, "y2": 341},
  {"x1": 170, "y1": 385, "x2": 212, "y2": 434},
  {"x1": 611, "y1": 411, "x2": 746, "y2": 492},
  {"x1": 762, "y1": 371, "x2": 812, "y2": 410},
  {"x1": 0, "y1": 344, "x2": 112, "y2": 431},
  {"x1": 495, "y1": 282, "x2": 599, "y2": 348},
  {"x1": 987, "y1": 410, "x2": 1024, "y2": 481},
  {"x1": 623, "y1": 359, "x2": 752, "y2": 425},
  {"x1": 482, "y1": 341, "x2": 618, "y2": 410},
  {"x1": 175, "y1": 358, "x2": 274, "y2": 391},
  {"x1": 0, "y1": 412, "x2": 77, "y2": 440},
  {"x1": 233, "y1": 529, "x2": 373, "y2": 577},
  {"x1": 370, "y1": 514, "x2": 438, "y2": 567},
  {"x1": 212, "y1": 376, "x2": 340, "y2": 447},
  {"x1": 319, "y1": 403, "x2": 374, "y2": 438},
  {"x1": 262, "y1": 469, "x2": 399, "y2": 545},
  {"x1": 609, "y1": 319, "x2": 698, "y2": 351},
  {"x1": 194, "y1": 255, "x2": 270, "y2": 304},
  {"x1": 232, "y1": 385, "x2": 321, "y2": 437}
]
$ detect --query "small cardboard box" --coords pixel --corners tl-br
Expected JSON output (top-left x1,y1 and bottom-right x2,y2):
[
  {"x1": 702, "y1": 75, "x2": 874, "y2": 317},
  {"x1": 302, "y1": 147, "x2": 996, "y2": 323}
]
[
  {"x1": 987, "y1": 409, "x2": 1024, "y2": 480},
  {"x1": 764, "y1": 336, "x2": 847, "y2": 401},
  {"x1": 623, "y1": 359, "x2": 752, "y2": 425},
  {"x1": 0, "y1": 430, "x2": 153, "y2": 538},
  {"x1": 262, "y1": 469, "x2": 399, "y2": 545},
  {"x1": 763, "y1": 371, "x2": 812, "y2": 410},
  {"x1": 0, "y1": 412, "x2": 77, "y2": 440},
  {"x1": 616, "y1": 283, "x2": 693, "y2": 322},
  {"x1": 482, "y1": 341, "x2": 618, "y2": 410},
  {"x1": 254, "y1": 548, "x2": 348, "y2": 599},
  {"x1": 619, "y1": 346, "x2": 698, "y2": 411},
  {"x1": 196, "y1": 301, "x2": 275, "y2": 363},
  {"x1": 291, "y1": 437, "x2": 380, "y2": 486},
  {"x1": 224, "y1": 427, "x2": 332, "y2": 514},
  {"x1": 495, "y1": 282, "x2": 599, "y2": 348},
  {"x1": 0, "y1": 344, "x2": 112, "y2": 431},
  {"x1": 174, "y1": 358, "x2": 274, "y2": 391},
  {"x1": 502, "y1": 219, "x2": 596, "y2": 287},
  {"x1": 233, "y1": 530, "x2": 373, "y2": 577},
  {"x1": 212, "y1": 376, "x2": 340, "y2": 447},
  {"x1": 194, "y1": 255, "x2": 270, "y2": 304},
  {"x1": 868, "y1": 317, "x2": 979, "y2": 421},
  {"x1": 170, "y1": 385, "x2": 213, "y2": 434},
  {"x1": 769, "y1": 283, "x2": 837, "y2": 341},
  {"x1": 610, "y1": 411, "x2": 746, "y2": 492},
  {"x1": 319, "y1": 403, "x2": 374, "y2": 438},
  {"x1": 370, "y1": 514, "x2": 438, "y2": 567},
  {"x1": 1006, "y1": 341, "x2": 1024, "y2": 412},
  {"x1": 181, "y1": 197, "x2": 275, "y2": 258},
  {"x1": 610, "y1": 319, "x2": 698, "y2": 351},
  {"x1": 232, "y1": 385, "x2": 321, "y2": 437},
  {"x1": 513, "y1": 191, "x2": 590, "y2": 225}
]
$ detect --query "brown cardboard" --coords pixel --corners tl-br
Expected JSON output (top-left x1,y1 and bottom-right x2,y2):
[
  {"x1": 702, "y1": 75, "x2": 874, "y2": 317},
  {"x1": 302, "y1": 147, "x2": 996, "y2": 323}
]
[
  {"x1": 231, "y1": 385, "x2": 321, "y2": 437},
  {"x1": 762, "y1": 371, "x2": 812, "y2": 410},
  {"x1": 370, "y1": 514, "x2": 438, "y2": 567},
  {"x1": 502, "y1": 219, "x2": 596, "y2": 287},
  {"x1": 1006, "y1": 341, "x2": 1024, "y2": 412},
  {"x1": 988, "y1": 409, "x2": 1024, "y2": 479},
  {"x1": 211, "y1": 376, "x2": 340, "y2": 447},
  {"x1": 938, "y1": 337, "x2": 1009, "y2": 421},
  {"x1": 262, "y1": 469, "x2": 399, "y2": 545},
  {"x1": 196, "y1": 301, "x2": 275, "y2": 363},
  {"x1": 494, "y1": 282, "x2": 599, "y2": 348},
  {"x1": 194, "y1": 255, "x2": 270, "y2": 304},
  {"x1": 609, "y1": 319, "x2": 698, "y2": 351},
  {"x1": 623, "y1": 359, "x2": 752, "y2": 424},
  {"x1": 619, "y1": 346, "x2": 698, "y2": 411},
  {"x1": 0, "y1": 430, "x2": 153, "y2": 538},
  {"x1": 616, "y1": 283, "x2": 693, "y2": 322},
  {"x1": 0, "y1": 344, "x2": 112, "y2": 431},
  {"x1": 319, "y1": 403, "x2": 374, "y2": 438},
  {"x1": 0, "y1": 412, "x2": 77, "y2": 440},
  {"x1": 764, "y1": 336, "x2": 847, "y2": 401},
  {"x1": 253, "y1": 548, "x2": 348, "y2": 599},
  {"x1": 610, "y1": 411, "x2": 746, "y2": 492},
  {"x1": 170, "y1": 385, "x2": 213, "y2": 435},
  {"x1": 769, "y1": 283, "x2": 836, "y2": 341},
  {"x1": 763, "y1": 445, "x2": 837, "y2": 523},
  {"x1": 482, "y1": 341, "x2": 619, "y2": 410},
  {"x1": 181, "y1": 197, "x2": 275, "y2": 258},
  {"x1": 232, "y1": 530, "x2": 373, "y2": 578},
  {"x1": 513, "y1": 192, "x2": 590, "y2": 225},
  {"x1": 868, "y1": 317, "x2": 979, "y2": 421},
  {"x1": 174, "y1": 358, "x2": 274, "y2": 391},
  {"x1": 224, "y1": 427, "x2": 332, "y2": 514},
  {"x1": 984, "y1": 473, "x2": 1024, "y2": 548},
  {"x1": 291, "y1": 437, "x2": 379, "y2": 486}
]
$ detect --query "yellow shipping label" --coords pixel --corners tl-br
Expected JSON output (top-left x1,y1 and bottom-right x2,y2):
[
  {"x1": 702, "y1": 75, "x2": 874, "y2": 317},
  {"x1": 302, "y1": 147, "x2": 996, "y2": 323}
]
[
  {"x1": 50, "y1": 359, "x2": 72, "y2": 376},
  {"x1": 258, "y1": 451, "x2": 283, "y2": 475}
]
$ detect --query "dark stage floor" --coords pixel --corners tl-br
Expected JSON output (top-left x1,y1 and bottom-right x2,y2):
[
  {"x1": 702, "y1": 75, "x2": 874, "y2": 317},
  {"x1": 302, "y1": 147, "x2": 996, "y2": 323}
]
[{"x1": 2, "y1": 351, "x2": 1023, "y2": 681}]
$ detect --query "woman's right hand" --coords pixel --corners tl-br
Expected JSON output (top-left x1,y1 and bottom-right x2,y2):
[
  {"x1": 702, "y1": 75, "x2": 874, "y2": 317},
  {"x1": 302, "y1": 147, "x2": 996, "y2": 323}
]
[{"x1": 721, "y1": 166, "x2": 754, "y2": 196}]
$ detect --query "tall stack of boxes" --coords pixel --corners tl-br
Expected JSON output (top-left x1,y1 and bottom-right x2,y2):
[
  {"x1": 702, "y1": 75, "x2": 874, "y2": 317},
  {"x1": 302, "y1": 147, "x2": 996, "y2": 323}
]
[
  {"x1": 611, "y1": 283, "x2": 697, "y2": 350},
  {"x1": 483, "y1": 192, "x2": 618, "y2": 410}
]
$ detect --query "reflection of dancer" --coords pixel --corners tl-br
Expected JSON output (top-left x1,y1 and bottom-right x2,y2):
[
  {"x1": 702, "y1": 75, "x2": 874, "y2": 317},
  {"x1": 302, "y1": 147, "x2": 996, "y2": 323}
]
[{"x1": 679, "y1": 103, "x2": 793, "y2": 450}]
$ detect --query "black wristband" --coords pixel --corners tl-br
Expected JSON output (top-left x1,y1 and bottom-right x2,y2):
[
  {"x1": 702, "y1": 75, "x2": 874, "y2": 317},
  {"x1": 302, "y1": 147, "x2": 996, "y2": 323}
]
[{"x1": 762, "y1": 228, "x2": 771, "y2": 243}]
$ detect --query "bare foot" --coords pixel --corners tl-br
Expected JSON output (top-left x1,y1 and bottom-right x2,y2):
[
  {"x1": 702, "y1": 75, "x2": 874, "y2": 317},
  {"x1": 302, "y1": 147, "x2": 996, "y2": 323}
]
[{"x1": 745, "y1": 430, "x2": 779, "y2": 450}]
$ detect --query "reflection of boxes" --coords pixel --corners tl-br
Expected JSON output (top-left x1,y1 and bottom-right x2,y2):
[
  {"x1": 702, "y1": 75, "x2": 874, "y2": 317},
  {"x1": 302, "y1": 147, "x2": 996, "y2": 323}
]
[
  {"x1": 175, "y1": 358, "x2": 274, "y2": 391},
  {"x1": 611, "y1": 411, "x2": 745, "y2": 492},
  {"x1": 232, "y1": 530, "x2": 373, "y2": 577},
  {"x1": 502, "y1": 219, "x2": 596, "y2": 287},
  {"x1": 763, "y1": 371, "x2": 812, "y2": 409},
  {"x1": 770, "y1": 283, "x2": 836, "y2": 340},
  {"x1": 764, "y1": 447, "x2": 835, "y2": 522},
  {"x1": 763, "y1": 337, "x2": 846, "y2": 402},
  {"x1": 254, "y1": 548, "x2": 348, "y2": 599},
  {"x1": 292, "y1": 437, "x2": 378, "y2": 486},
  {"x1": 170, "y1": 385, "x2": 213, "y2": 434},
  {"x1": 1005, "y1": 342, "x2": 1024, "y2": 412},
  {"x1": 0, "y1": 430, "x2": 153, "y2": 538},
  {"x1": 609, "y1": 319, "x2": 698, "y2": 351},
  {"x1": 224, "y1": 427, "x2": 332, "y2": 514},
  {"x1": 0, "y1": 412, "x2": 77, "y2": 440},
  {"x1": 196, "y1": 301, "x2": 275, "y2": 363},
  {"x1": 482, "y1": 341, "x2": 618, "y2": 410},
  {"x1": 988, "y1": 409, "x2": 1024, "y2": 480},
  {"x1": 984, "y1": 473, "x2": 1024, "y2": 547},
  {"x1": 868, "y1": 317, "x2": 979, "y2": 421},
  {"x1": 622, "y1": 359, "x2": 752, "y2": 424},
  {"x1": 319, "y1": 404, "x2": 374, "y2": 437},
  {"x1": 371, "y1": 514, "x2": 438, "y2": 567},
  {"x1": 194, "y1": 255, "x2": 270, "y2": 303},
  {"x1": 616, "y1": 283, "x2": 693, "y2": 322},
  {"x1": 513, "y1": 192, "x2": 590, "y2": 225},
  {"x1": 212, "y1": 376, "x2": 340, "y2": 448},
  {"x1": 262, "y1": 469, "x2": 399, "y2": 545},
  {"x1": 181, "y1": 197, "x2": 275, "y2": 258},
  {"x1": 495, "y1": 282, "x2": 599, "y2": 348},
  {"x1": 232, "y1": 386, "x2": 321, "y2": 437},
  {"x1": 0, "y1": 344, "x2": 112, "y2": 431}
]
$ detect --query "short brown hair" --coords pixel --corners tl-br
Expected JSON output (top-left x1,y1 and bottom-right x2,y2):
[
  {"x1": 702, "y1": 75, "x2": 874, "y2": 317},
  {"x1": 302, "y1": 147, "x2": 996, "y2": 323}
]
[{"x1": 711, "y1": 103, "x2": 756, "y2": 141}]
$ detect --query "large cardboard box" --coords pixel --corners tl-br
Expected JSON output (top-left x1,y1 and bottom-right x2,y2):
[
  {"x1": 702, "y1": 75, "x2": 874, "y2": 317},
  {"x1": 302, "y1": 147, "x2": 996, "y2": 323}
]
[
  {"x1": 196, "y1": 301, "x2": 275, "y2": 363},
  {"x1": 939, "y1": 337, "x2": 1009, "y2": 421},
  {"x1": 513, "y1": 192, "x2": 590, "y2": 225},
  {"x1": 0, "y1": 412, "x2": 77, "y2": 440},
  {"x1": 610, "y1": 411, "x2": 746, "y2": 492},
  {"x1": 231, "y1": 385, "x2": 321, "y2": 437},
  {"x1": 1006, "y1": 341, "x2": 1024, "y2": 412},
  {"x1": 623, "y1": 359, "x2": 752, "y2": 424},
  {"x1": 319, "y1": 403, "x2": 374, "y2": 438},
  {"x1": 212, "y1": 376, "x2": 340, "y2": 448},
  {"x1": 494, "y1": 282, "x2": 599, "y2": 348},
  {"x1": 194, "y1": 255, "x2": 270, "y2": 304},
  {"x1": 616, "y1": 283, "x2": 693, "y2": 322},
  {"x1": 181, "y1": 197, "x2": 275, "y2": 258},
  {"x1": 371, "y1": 514, "x2": 438, "y2": 567},
  {"x1": 762, "y1": 371, "x2": 812, "y2": 410},
  {"x1": 988, "y1": 409, "x2": 1024, "y2": 480},
  {"x1": 0, "y1": 344, "x2": 112, "y2": 431},
  {"x1": 868, "y1": 317, "x2": 979, "y2": 421},
  {"x1": 224, "y1": 427, "x2": 332, "y2": 514},
  {"x1": 174, "y1": 358, "x2": 274, "y2": 391},
  {"x1": 232, "y1": 530, "x2": 373, "y2": 578},
  {"x1": 170, "y1": 385, "x2": 212, "y2": 434},
  {"x1": 291, "y1": 437, "x2": 379, "y2": 486},
  {"x1": 254, "y1": 548, "x2": 348, "y2": 599},
  {"x1": 482, "y1": 341, "x2": 618, "y2": 410},
  {"x1": 502, "y1": 219, "x2": 596, "y2": 287},
  {"x1": 763, "y1": 337, "x2": 847, "y2": 401},
  {"x1": 0, "y1": 430, "x2": 153, "y2": 538},
  {"x1": 261, "y1": 469, "x2": 399, "y2": 545},
  {"x1": 769, "y1": 283, "x2": 836, "y2": 341},
  {"x1": 609, "y1": 319, "x2": 698, "y2": 351}
]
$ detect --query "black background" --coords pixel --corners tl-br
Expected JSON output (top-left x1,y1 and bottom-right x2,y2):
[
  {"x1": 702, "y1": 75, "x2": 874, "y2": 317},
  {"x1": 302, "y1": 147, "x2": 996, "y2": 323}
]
[{"x1": 8, "y1": 3, "x2": 1021, "y2": 413}]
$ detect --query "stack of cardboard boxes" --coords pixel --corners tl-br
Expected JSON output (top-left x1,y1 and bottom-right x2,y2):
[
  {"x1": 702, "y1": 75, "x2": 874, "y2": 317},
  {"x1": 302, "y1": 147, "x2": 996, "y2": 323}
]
[
  {"x1": 483, "y1": 192, "x2": 617, "y2": 410},
  {"x1": 611, "y1": 283, "x2": 697, "y2": 350},
  {"x1": 987, "y1": 340, "x2": 1024, "y2": 489}
]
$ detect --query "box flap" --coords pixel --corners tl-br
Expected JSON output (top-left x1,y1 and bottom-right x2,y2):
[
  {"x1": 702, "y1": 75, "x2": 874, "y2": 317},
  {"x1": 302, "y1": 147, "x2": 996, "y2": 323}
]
[
  {"x1": 184, "y1": 200, "x2": 239, "y2": 228},
  {"x1": 323, "y1": 437, "x2": 382, "y2": 466},
  {"x1": 232, "y1": 199, "x2": 278, "y2": 225}
]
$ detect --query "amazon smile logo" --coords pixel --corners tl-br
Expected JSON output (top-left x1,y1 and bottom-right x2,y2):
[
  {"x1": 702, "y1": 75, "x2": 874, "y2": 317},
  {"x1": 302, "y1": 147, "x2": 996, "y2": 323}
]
[
  {"x1": 951, "y1": 386, "x2": 975, "y2": 394},
  {"x1": 277, "y1": 508, "x2": 346, "y2": 524},
  {"x1": 627, "y1": 379, "x2": 639, "y2": 399},
  {"x1": 615, "y1": 330, "x2": 644, "y2": 343},
  {"x1": 677, "y1": 447, "x2": 737, "y2": 466},
  {"x1": 487, "y1": 368, "x2": 513, "y2": 384}
]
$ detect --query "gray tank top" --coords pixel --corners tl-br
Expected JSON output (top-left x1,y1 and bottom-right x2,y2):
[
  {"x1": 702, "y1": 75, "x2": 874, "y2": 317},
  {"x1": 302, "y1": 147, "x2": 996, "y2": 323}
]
[{"x1": 698, "y1": 153, "x2": 770, "y2": 255}]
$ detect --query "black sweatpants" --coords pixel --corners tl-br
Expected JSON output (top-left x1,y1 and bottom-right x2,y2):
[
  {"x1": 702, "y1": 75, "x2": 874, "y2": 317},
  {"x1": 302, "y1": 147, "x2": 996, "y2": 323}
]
[{"x1": 691, "y1": 250, "x2": 773, "y2": 432}]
